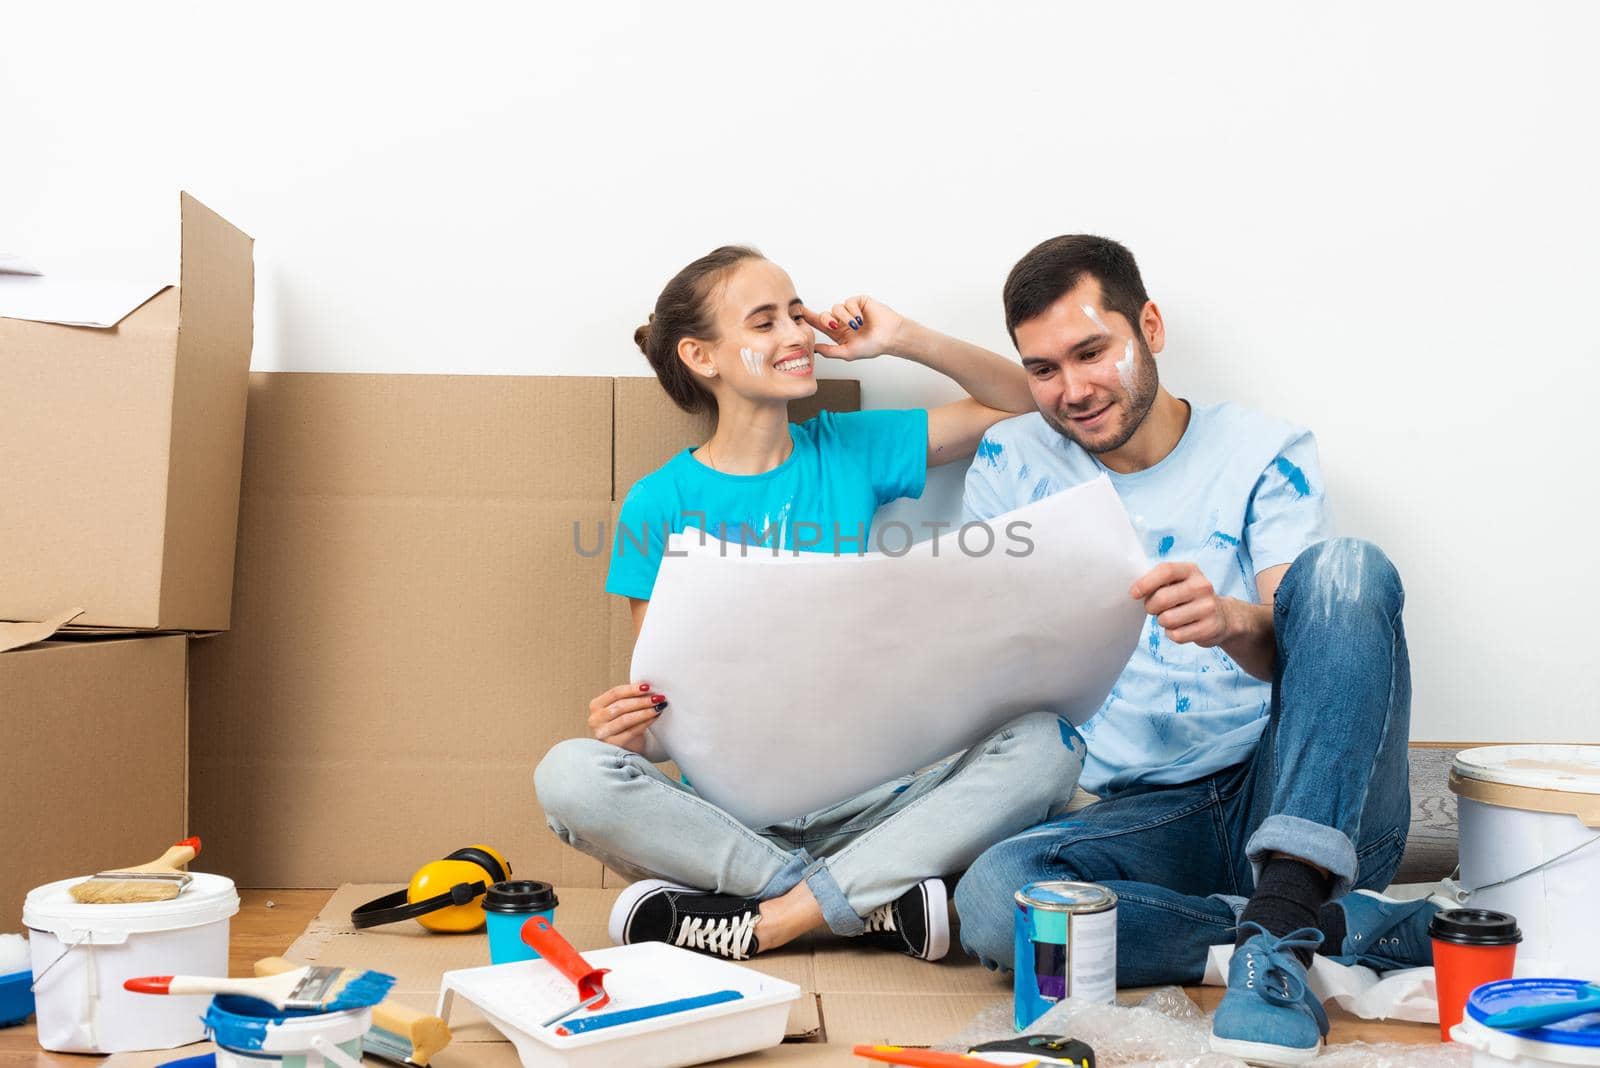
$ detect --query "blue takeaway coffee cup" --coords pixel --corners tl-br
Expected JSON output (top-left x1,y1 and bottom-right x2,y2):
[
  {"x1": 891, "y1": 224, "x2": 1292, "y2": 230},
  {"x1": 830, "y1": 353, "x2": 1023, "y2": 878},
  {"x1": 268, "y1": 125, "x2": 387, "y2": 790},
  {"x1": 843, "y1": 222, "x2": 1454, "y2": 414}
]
[{"x1": 483, "y1": 880, "x2": 559, "y2": 964}]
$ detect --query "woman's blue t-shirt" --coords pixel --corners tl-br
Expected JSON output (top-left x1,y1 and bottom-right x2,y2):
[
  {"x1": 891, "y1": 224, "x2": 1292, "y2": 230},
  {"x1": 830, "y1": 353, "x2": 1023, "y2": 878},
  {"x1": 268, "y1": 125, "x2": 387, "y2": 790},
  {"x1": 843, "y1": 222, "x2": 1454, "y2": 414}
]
[{"x1": 606, "y1": 408, "x2": 930, "y2": 600}]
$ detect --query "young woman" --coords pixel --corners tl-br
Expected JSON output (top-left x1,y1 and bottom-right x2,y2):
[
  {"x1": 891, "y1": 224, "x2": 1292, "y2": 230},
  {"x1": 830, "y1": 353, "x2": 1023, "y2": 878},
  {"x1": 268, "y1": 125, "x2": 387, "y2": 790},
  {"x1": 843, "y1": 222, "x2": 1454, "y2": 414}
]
[{"x1": 534, "y1": 246, "x2": 1086, "y2": 962}]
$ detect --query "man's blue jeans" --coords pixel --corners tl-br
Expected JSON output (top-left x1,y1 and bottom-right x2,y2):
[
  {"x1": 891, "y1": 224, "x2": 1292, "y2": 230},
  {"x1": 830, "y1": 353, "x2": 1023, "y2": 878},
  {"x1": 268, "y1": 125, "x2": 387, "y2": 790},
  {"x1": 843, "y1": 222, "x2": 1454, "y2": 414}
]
[{"x1": 954, "y1": 538, "x2": 1413, "y2": 986}]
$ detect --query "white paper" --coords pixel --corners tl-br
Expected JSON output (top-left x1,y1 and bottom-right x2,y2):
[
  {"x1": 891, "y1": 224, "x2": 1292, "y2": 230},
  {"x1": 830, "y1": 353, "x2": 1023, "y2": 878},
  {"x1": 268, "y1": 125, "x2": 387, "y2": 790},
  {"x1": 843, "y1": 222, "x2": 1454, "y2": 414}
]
[
  {"x1": 631, "y1": 475, "x2": 1150, "y2": 828},
  {"x1": 0, "y1": 271, "x2": 170, "y2": 327},
  {"x1": 0, "y1": 253, "x2": 43, "y2": 275}
]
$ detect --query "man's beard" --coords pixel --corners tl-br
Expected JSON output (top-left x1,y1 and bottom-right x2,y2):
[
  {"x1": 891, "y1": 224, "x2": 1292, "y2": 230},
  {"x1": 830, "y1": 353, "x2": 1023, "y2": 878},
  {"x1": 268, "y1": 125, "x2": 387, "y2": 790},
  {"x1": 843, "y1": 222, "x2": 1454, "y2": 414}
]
[{"x1": 1043, "y1": 337, "x2": 1159, "y2": 455}]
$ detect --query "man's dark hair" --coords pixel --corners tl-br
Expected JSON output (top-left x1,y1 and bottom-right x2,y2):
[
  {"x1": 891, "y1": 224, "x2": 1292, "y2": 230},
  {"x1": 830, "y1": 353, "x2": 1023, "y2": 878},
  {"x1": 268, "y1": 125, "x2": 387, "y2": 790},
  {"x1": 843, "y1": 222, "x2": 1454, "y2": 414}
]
[{"x1": 1002, "y1": 235, "x2": 1149, "y2": 345}]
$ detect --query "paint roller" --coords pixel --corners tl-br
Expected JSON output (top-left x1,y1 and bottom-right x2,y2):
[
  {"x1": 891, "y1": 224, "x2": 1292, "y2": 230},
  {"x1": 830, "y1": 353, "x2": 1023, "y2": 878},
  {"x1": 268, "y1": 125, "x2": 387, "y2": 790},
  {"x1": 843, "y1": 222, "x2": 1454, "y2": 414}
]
[{"x1": 254, "y1": 957, "x2": 451, "y2": 1066}]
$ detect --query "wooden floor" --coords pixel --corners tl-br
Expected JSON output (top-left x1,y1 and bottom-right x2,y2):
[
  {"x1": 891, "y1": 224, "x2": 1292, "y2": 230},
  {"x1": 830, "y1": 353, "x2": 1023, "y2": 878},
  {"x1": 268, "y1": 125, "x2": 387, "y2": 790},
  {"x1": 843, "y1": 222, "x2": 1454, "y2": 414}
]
[{"x1": 1, "y1": 890, "x2": 1440, "y2": 1065}]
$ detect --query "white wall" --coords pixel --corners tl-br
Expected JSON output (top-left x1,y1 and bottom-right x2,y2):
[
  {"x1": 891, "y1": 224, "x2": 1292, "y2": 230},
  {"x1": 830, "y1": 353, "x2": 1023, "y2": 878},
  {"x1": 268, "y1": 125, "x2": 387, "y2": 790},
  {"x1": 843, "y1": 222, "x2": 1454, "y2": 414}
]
[{"x1": 5, "y1": 1, "x2": 1596, "y2": 742}]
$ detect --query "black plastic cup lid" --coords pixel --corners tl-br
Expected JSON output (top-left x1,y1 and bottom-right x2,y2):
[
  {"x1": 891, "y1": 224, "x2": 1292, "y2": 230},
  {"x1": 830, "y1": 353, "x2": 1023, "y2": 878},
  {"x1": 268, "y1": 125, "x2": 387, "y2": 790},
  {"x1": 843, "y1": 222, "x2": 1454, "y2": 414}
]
[
  {"x1": 1429, "y1": 908, "x2": 1522, "y2": 946},
  {"x1": 482, "y1": 880, "x2": 558, "y2": 914}
]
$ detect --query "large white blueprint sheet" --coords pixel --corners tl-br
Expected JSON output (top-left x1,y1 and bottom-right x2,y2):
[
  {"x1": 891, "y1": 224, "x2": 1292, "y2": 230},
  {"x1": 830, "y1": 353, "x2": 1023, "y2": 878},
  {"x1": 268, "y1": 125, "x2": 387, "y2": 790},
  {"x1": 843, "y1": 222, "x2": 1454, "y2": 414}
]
[{"x1": 632, "y1": 475, "x2": 1150, "y2": 828}]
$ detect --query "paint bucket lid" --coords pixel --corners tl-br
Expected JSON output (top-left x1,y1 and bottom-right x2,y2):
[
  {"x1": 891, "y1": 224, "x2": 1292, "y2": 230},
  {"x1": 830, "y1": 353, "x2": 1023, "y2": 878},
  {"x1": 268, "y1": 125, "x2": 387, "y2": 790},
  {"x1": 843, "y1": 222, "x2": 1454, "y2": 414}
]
[
  {"x1": 482, "y1": 880, "x2": 558, "y2": 914},
  {"x1": 1450, "y1": 746, "x2": 1600, "y2": 828},
  {"x1": 22, "y1": 874, "x2": 239, "y2": 945},
  {"x1": 1465, "y1": 979, "x2": 1600, "y2": 1049},
  {"x1": 1015, "y1": 880, "x2": 1117, "y2": 912},
  {"x1": 1454, "y1": 746, "x2": 1600, "y2": 794},
  {"x1": 1429, "y1": 908, "x2": 1522, "y2": 946}
]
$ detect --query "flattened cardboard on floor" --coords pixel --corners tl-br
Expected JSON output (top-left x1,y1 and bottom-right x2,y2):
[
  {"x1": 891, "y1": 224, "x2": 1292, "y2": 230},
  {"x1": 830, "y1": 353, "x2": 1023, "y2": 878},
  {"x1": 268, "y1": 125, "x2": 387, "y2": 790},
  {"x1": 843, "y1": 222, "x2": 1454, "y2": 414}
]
[
  {"x1": 188, "y1": 374, "x2": 615, "y2": 889},
  {"x1": 279, "y1": 885, "x2": 822, "y2": 1042},
  {"x1": 1, "y1": 634, "x2": 189, "y2": 925},
  {"x1": 101, "y1": 1039, "x2": 851, "y2": 1067},
  {"x1": 0, "y1": 192, "x2": 254, "y2": 631}
]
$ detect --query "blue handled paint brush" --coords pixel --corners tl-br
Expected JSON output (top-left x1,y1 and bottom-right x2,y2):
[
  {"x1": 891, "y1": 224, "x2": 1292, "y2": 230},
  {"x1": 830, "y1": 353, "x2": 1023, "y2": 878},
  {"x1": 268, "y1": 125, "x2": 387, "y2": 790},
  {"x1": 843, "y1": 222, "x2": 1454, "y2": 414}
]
[{"x1": 125, "y1": 965, "x2": 396, "y2": 1013}]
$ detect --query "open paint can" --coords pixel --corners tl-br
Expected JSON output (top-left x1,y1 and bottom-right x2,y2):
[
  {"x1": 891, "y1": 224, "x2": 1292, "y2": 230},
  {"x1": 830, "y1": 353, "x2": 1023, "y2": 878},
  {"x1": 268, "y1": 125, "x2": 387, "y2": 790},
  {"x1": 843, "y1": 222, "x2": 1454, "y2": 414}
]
[
  {"x1": 1447, "y1": 745, "x2": 1600, "y2": 971},
  {"x1": 483, "y1": 880, "x2": 558, "y2": 964},
  {"x1": 1013, "y1": 880, "x2": 1117, "y2": 1029},
  {"x1": 23, "y1": 873, "x2": 238, "y2": 1053},
  {"x1": 206, "y1": 996, "x2": 372, "y2": 1068}
]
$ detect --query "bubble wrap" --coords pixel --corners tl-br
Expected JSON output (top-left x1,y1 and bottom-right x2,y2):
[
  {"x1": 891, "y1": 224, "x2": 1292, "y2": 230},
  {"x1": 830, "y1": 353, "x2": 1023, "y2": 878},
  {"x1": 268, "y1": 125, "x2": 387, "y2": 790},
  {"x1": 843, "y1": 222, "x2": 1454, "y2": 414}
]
[{"x1": 934, "y1": 989, "x2": 1470, "y2": 1067}]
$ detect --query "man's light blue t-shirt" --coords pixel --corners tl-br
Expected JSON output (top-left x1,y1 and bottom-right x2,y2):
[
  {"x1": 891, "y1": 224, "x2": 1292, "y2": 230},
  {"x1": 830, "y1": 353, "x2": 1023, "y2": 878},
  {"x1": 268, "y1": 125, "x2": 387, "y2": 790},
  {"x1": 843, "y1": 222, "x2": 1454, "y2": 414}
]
[
  {"x1": 607, "y1": 409, "x2": 929, "y2": 600},
  {"x1": 963, "y1": 401, "x2": 1329, "y2": 796}
]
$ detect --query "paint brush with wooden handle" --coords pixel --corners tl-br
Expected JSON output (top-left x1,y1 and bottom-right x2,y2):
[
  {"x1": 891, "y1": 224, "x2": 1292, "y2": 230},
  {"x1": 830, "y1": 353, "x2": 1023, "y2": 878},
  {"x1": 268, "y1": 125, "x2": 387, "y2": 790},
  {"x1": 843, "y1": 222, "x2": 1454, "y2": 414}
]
[
  {"x1": 256, "y1": 956, "x2": 452, "y2": 1066},
  {"x1": 69, "y1": 837, "x2": 200, "y2": 904},
  {"x1": 125, "y1": 963, "x2": 395, "y2": 1013}
]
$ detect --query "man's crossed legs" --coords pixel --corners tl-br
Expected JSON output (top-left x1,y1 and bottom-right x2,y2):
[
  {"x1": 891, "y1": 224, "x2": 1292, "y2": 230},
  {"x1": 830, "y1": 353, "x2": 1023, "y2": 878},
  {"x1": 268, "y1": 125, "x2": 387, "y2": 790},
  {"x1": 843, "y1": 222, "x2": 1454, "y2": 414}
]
[{"x1": 956, "y1": 539, "x2": 1433, "y2": 1064}]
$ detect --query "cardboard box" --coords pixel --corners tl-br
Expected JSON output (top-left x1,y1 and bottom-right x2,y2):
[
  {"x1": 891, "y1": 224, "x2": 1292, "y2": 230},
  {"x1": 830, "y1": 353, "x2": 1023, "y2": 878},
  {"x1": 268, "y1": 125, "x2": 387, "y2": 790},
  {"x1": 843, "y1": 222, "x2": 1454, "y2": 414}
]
[
  {"x1": 187, "y1": 374, "x2": 861, "y2": 889},
  {"x1": 0, "y1": 624, "x2": 189, "y2": 926},
  {"x1": 188, "y1": 373, "x2": 616, "y2": 889},
  {"x1": 0, "y1": 192, "x2": 254, "y2": 631}
]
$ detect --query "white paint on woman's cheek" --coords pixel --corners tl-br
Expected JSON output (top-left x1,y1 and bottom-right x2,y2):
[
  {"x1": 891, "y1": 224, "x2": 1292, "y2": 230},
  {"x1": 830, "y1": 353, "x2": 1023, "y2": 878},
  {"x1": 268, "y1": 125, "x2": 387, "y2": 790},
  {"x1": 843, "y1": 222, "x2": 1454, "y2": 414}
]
[
  {"x1": 1081, "y1": 304, "x2": 1109, "y2": 332},
  {"x1": 739, "y1": 347, "x2": 765, "y2": 376},
  {"x1": 1115, "y1": 338, "x2": 1136, "y2": 390}
]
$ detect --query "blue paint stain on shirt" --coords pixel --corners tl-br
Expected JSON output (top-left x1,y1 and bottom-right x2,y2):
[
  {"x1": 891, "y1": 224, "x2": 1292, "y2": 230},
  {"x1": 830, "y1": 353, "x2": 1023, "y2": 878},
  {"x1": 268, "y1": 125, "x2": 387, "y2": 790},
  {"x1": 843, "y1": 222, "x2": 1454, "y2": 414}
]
[
  {"x1": 1017, "y1": 462, "x2": 1030, "y2": 481},
  {"x1": 1274, "y1": 457, "x2": 1310, "y2": 497},
  {"x1": 960, "y1": 401, "x2": 1328, "y2": 797},
  {"x1": 1157, "y1": 535, "x2": 1175, "y2": 556},
  {"x1": 1174, "y1": 685, "x2": 1191, "y2": 714},
  {"x1": 1058, "y1": 718, "x2": 1081, "y2": 752},
  {"x1": 1030, "y1": 477, "x2": 1056, "y2": 502},
  {"x1": 977, "y1": 438, "x2": 1005, "y2": 467}
]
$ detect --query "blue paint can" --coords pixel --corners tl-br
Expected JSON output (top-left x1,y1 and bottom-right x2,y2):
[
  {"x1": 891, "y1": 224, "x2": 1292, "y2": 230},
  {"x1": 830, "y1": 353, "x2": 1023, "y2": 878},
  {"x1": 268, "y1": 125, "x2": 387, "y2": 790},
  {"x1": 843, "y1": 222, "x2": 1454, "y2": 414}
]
[
  {"x1": 1013, "y1": 880, "x2": 1117, "y2": 1030},
  {"x1": 483, "y1": 880, "x2": 558, "y2": 965}
]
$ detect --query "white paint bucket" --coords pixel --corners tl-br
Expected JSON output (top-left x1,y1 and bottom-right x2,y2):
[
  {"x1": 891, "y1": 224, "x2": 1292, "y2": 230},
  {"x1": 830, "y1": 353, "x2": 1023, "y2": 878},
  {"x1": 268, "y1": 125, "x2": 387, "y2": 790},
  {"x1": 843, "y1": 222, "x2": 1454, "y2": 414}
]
[
  {"x1": 22, "y1": 873, "x2": 239, "y2": 1053},
  {"x1": 206, "y1": 996, "x2": 371, "y2": 1068},
  {"x1": 1447, "y1": 745, "x2": 1600, "y2": 973},
  {"x1": 1453, "y1": 1017, "x2": 1600, "y2": 1067}
]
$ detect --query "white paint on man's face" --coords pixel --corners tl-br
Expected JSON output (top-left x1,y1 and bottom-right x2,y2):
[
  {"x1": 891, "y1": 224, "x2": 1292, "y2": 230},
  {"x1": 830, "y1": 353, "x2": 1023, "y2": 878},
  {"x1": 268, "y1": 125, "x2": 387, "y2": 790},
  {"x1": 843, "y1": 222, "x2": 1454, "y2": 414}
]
[
  {"x1": 1115, "y1": 337, "x2": 1137, "y2": 390},
  {"x1": 1081, "y1": 304, "x2": 1109, "y2": 333},
  {"x1": 739, "y1": 347, "x2": 765, "y2": 376}
]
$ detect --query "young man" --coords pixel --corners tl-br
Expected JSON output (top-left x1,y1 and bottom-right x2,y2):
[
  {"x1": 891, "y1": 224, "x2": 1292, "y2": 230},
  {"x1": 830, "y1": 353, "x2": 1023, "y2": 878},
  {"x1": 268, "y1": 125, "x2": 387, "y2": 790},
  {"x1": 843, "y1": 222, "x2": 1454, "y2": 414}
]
[{"x1": 954, "y1": 236, "x2": 1433, "y2": 1066}]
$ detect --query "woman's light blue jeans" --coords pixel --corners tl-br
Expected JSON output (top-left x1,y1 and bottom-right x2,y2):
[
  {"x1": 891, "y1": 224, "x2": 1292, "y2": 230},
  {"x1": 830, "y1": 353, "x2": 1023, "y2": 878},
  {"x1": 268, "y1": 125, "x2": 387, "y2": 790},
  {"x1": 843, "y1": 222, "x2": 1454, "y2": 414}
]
[
  {"x1": 953, "y1": 538, "x2": 1413, "y2": 985},
  {"x1": 535, "y1": 709, "x2": 1086, "y2": 936}
]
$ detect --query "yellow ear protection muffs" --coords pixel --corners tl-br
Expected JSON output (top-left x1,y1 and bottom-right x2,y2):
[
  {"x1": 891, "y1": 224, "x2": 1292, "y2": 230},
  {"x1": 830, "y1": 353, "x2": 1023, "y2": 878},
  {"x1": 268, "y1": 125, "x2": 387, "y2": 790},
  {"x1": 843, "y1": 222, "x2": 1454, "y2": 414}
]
[{"x1": 350, "y1": 845, "x2": 512, "y2": 932}]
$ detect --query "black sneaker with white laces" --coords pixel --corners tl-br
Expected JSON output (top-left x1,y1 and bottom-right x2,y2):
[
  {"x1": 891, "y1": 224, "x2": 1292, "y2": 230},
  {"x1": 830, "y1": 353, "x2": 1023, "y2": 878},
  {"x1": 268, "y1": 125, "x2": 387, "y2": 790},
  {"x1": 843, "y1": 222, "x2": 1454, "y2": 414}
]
[
  {"x1": 608, "y1": 879, "x2": 763, "y2": 961},
  {"x1": 858, "y1": 877, "x2": 949, "y2": 961}
]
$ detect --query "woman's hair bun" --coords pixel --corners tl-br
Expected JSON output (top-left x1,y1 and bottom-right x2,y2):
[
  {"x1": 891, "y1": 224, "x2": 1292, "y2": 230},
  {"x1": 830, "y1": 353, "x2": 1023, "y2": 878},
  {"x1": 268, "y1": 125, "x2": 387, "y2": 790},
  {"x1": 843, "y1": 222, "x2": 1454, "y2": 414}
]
[{"x1": 633, "y1": 313, "x2": 654, "y2": 356}]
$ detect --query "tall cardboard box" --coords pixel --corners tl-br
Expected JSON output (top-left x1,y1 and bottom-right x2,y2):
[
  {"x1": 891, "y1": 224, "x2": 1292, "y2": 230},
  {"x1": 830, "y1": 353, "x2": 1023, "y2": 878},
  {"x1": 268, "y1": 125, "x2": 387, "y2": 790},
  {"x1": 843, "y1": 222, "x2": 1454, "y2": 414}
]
[
  {"x1": 0, "y1": 193, "x2": 254, "y2": 631},
  {"x1": 0, "y1": 626, "x2": 189, "y2": 926},
  {"x1": 187, "y1": 374, "x2": 862, "y2": 890},
  {"x1": 188, "y1": 374, "x2": 617, "y2": 889}
]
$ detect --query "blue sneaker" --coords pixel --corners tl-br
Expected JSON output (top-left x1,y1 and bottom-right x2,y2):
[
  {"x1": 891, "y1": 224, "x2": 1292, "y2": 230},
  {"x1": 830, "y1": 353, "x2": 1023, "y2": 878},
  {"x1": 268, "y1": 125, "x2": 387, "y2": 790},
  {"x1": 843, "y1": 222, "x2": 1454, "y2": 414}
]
[
  {"x1": 1326, "y1": 890, "x2": 1438, "y2": 972},
  {"x1": 1210, "y1": 923, "x2": 1329, "y2": 1066}
]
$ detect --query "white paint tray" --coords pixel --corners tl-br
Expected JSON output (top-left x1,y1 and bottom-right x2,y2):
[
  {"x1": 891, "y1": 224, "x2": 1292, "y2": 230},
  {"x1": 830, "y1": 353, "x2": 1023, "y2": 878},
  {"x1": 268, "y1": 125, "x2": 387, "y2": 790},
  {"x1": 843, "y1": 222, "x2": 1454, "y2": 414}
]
[{"x1": 437, "y1": 941, "x2": 801, "y2": 1068}]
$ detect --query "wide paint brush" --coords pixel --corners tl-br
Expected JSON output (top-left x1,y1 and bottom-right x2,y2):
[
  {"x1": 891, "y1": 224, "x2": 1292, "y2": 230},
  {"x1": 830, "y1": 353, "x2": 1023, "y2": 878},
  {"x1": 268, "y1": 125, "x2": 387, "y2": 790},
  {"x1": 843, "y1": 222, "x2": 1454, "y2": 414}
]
[
  {"x1": 256, "y1": 956, "x2": 451, "y2": 1065},
  {"x1": 69, "y1": 838, "x2": 201, "y2": 904},
  {"x1": 124, "y1": 965, "x2": 395, "y2": 1013}
]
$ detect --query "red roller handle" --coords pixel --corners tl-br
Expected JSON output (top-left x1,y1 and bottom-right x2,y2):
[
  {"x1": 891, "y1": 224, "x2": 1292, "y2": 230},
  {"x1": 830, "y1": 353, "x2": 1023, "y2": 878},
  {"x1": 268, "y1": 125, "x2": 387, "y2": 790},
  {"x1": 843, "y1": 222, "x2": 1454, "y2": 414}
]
[
  {"x1": 521, "y1": 916, "x2": 610, "y2": 1009},
  {"x1": 124, "y1": 976, "x2": 175, "y2": 995}
]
